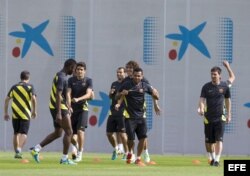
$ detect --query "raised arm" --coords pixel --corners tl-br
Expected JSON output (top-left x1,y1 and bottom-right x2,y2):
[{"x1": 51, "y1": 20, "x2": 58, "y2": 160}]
[{"x1": 223, "y1": 60, "x2": 235, "y2": 85}]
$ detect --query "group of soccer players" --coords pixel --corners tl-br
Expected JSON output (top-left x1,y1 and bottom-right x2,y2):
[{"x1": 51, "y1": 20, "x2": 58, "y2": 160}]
[
  {"x1": 4, "y1": 58, "x2": 234, "y2": 167},
  {"x1": 106, "y1": 60, "x2": 160, "y2": 166},
  {"x1": 4, "y1": 59, "x2": 160, "y2": 166}
]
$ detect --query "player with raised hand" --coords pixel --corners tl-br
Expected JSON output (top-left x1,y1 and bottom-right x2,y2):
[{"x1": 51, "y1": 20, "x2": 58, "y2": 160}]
[
  {"x1": 198, "y1": 60, "x2": 235, "y2": 166},
  {"x1": 198, "y1": 60, "x2": 234, "y2": 167}
]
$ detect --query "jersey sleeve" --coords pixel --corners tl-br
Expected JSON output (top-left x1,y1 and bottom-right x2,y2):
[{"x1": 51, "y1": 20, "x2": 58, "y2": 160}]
[
  {"x1": 87, "y1": 78, "x2": 93, "y2": 90},
  {"x1": 143, "y1": 82, "x2": 153, "y2": 95},
  {"x1": 31, "y1": 84, "x2": 37, "y2": 96},
  {"x1": 67, "y1": 77, "x2": 73, "y2": 89},
  {"x1": 225, "y1": 86, "x2": 231, "y2": 98},
  {"x1": 56, "y1": 74, "x2": 64, "y2": 91},
  {"x1": 200, "y1": 85, "x2": 206, "y2": 98},
  {"x1": 7, "y1": 86, "x2": 14, "y2": 98}
]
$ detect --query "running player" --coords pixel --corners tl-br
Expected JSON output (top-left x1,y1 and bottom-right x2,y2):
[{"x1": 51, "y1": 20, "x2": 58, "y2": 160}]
[
  {"x1": 30, "y1": 59, "x2": 76, "y2": 165},
  {"x1": 116, "y1": 67, "x2": 159, "y2": 166}
]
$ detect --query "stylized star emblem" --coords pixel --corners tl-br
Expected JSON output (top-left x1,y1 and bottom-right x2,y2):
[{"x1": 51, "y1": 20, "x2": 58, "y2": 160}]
[
  {"x1": 9, "y1": 20, "x2": 54, "y2": 58},
  {"x1": 88, "y1": 92, "x2": 110, "y2": 127},
  {"x1": 166, "y1": 22, "x2": 211, "y2": 60},
  {"x1": 244, "y1": 103, "x2": 250, "y2": 108}
]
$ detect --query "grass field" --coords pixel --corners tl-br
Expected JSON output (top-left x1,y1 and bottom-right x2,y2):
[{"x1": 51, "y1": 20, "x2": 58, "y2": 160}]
[{"x1": 0, "y1": 152, "x2": 248, "y2": 176}]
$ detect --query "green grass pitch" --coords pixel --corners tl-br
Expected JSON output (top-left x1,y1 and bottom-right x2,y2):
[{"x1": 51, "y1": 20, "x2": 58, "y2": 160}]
[{"x1": 0, "y1": 152, "x2": 248, "y2": 176}]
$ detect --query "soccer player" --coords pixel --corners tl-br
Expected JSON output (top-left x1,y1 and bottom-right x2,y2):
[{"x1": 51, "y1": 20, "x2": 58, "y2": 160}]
[
  {"x1": 115, "y1": 67, "x2": 159, "y2": 166},
  {"x1": 123, "y1": 60, "x2": 161, "y2": 163},
  {"x1": 106, "y1": 67, "x2": 128, "y2": 160},
  {"x1": 66, "y1": 62, "x2": 93, "y2": 162},
  {"x1": 198, "y1": 60, "x2": 235, "y2": 165},
  {"x1": 198, "y1": 64, "x2": 232, "y2": 167},
  {"x1": 4, "y1": 70, "x2": 37, "y2": 159},
  {"x1": 30, "y1": 58, "x2": 76, "y2": 165}
]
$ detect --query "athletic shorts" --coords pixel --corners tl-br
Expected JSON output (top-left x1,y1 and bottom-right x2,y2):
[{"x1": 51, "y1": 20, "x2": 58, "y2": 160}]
[
  {"x1": 12, "y1": 119, "x2": 30, "y2": 135},
  {"x1": 71, "y1": 110, "x2": 88, "y2": 134},
  {"x1": 106, "y1": 115, "x2": 126, "y2": 133},
  {"x1": 50, "y1": 108, "x2": 70, "y2": 128},
  {"x1": 125, "y1": 118, "x2": 147, "y2": 140},
  {"x1": 204, "y1": 121, "x2": 225, "y2": 143}
]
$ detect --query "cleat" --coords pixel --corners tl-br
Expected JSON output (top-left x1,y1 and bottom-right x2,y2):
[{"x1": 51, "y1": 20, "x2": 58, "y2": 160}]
[
  {"x1": 126, "y1": 153, "x2": 135, "y2": 164},
  {"x1": 213, "y1": 161, "x2": 220, "y2": 167},
  {"x1": 60, "y1": 158, "x2": 77, "y2": 165},
  {"x1": 135, "y1": 159, "x2": 146, "y2": 167},
  {"x1": 74, "y1": 154, "x2": 82, "y2": 162},
  {"x1": 143, "y1": 152, "x2": 150, "y2": 163},
  {"x1": 30, "y1": 149, "x2": 40, "y2": 163},
  {"x1": 111, "y1": 150, "x2": 118, "y2": 160},
  {"x1": 126, "y1": 153, "x2": 132, "y2": 164},
  {"x1": 210, "y1": 159, "x2": 214, "y2": 166},
  {"x1": 14, "y1": 152, "x2": 23, "y2": 159}
]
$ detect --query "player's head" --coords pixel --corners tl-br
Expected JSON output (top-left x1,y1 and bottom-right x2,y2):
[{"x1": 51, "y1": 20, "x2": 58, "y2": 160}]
[
  {"x1": 126, "y1": 60, "x2": 139, "y2": 77},
  {"x1": 210, "y1": 66, "x2": 221, "y2": 83},
  {"x1": 116, "y1": 67, "x2": 126, "y2": 81},
  {"x1": 75, "y1": 62, "x2": 86, "y2": 78},
  {"x1": 64, "y1": 58, "x2": 77, "y2": 75},
  {"x1": 133, "y1": 67, "x2": 143, "y2": 84},
  {"x1": 20, "y1": 70, "x2": 30, "y2": 81}
]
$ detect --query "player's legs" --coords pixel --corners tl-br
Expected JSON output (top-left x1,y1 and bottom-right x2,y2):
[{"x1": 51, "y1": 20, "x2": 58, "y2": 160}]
[
  {"x1": 213, "y1": 121, "x2": 225, "y2": 166},
  {"x1": 135, "y1": 118, "x2": 147, "y2": 166},
  {"x1": 39, "y1": 109, "x2": 63, "y2": 148},
  {"x1": 106, "y1": 115, "x2": 119, "y2": 160},
  {"x1": 30, "y1": 109, "x2": 63, "y2": 163},
  {"x1": 204, "y1": 123, "x2": 216, "y2": 165},
  {"x1": 125, "y1": 119, "x2": 136, "y2": 163},
  {"x1": 70, "y1": 112, "x2": 78, "y2": 159},
  {"x1": 205, "y1": 142, "x2": 215, "y2": 164},
  {"x1": 118, "y1": 132, "x2": 128, "y2": 160},
  {"x1": 116, "y1": 133, "x2": 124, "y2": 154},
  {"x1": 75, "y1": 111, "x2": 88, "y2": 161},
  {"x1": 71, "y1": 134, "x2": 78, "y2": 159},
  {"x1": 143, "y1": 139, "x2": 151, "y2": 163},
  {"x1": 116, "y1": 116, "x2": 128, "y2": 159},
  {"x1": 12, "y1": 119, "x2": 30, "y2": 159},
  {"x1": 59, "y1": 111, "x2": 76, "y2": 165},
  {"x1": 61, "y1": 112, "x2": 73, "y2": 156}
]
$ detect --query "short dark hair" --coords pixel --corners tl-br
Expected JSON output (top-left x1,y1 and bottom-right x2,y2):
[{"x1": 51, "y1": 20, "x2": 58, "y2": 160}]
[
  {"x1": 126, "y1": 60, "x2": 139, "y2": 69},
  {"x1": 211, "y1": 66, "x2": 222, "y2": 75},
  {"x1": 64, "y1": 58, "x2": 76, "y2": 68},
  {"x1": 117, "y1": 67, "x2": 125, "y2": 71},
  {"x1": 76, "y1": 62, "x2": 86, "y2": 70},
  {"x1": 20, "y1": 70, "x2": 30, "y2": 80},
  {"x1": 133, "y1": 67, "x2": 143, "y2": 74}
]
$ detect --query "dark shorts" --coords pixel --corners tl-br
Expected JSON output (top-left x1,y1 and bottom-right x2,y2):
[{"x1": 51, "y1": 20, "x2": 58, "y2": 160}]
[
  {"x1": 71, "y1": 110, "x2": 88, "y2": 134},
  {"x1": 125, "y1": 118, "x2": 147, "y2": 140},
  {"x1": 204, "y1": 121, "x2": 225, "y2": 143},
  {"x1": 106, "y1": 115, "x2": 126, "y2": 133},
  {"x1": 12, "y1": 119, "x2": 30, "y2": 135},
  {"x1": 50, "y1": 108, "x2": 70, "y2": 128}
]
